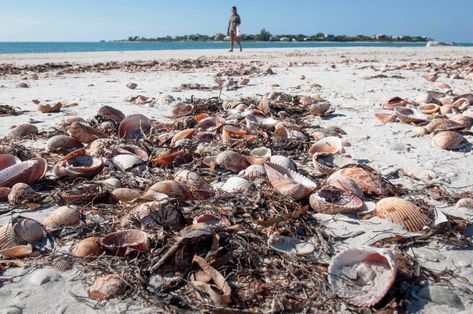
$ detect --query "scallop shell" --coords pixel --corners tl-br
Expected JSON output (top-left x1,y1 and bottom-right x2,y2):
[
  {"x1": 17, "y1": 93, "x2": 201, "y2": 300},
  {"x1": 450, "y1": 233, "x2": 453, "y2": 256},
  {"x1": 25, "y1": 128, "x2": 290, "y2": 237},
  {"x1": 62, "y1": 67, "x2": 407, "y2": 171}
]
[
  {"x1": 0, "y1": 223, "x2": 15, "y2": 250},
  {"x1": 147, "y1": 180, "x2": 191, "y2": 200},
  {"x1": 51, "y1": 256, "x2": 75, "y2": 272},
  {"x1": 269, "y1": 155, "x2": 296, "y2": 171},
  {"x1": 239, "y1": 164, "x2": 266, "y2": 179},
  {"x1": 309, "y1": 187, "x2": 363, "y2": 214},
  {"x1": 172, "y1": 103, "x2": 194, "y2": 117},
  {"x1": 267, "y1": 233, "x2": 315, "y2": 256},
  {"x1": 97, "y1": 105, "x2": 125, "y2": 123},
  {"x1": 312, "y1": 153, "x2": 353, "y2": 175},
  {"x1": 53, "y1": 148, "x2": 103, "y2": 178},
  {"x1": 0, "y1": 154, "x2": 20, "y2": 171},
  {"x1": 309, "y1": 101, "x2": 333, "y2": 116},
  {"x1": 38, "y1": 102, "x2": 62, "y2": 113},
  {"x1": 118, "y1": 114, "x2": 152, "y2": 139},
  {"x1": 418, "y1": 103, "x2": 440, "y2": 115},
  {"x1": 221, "y1": 176, "x2": 251, "y2": 193},
  {"x1": 432, "y1": 131, "x2": 466, "y2": 150},
  {"x1": 0, "y1": 158, "x2": 47, "y2": 188},
  {"x1": 43, "y1": 206, "x2": 81, "y2": 229},
  {"x1": 328, "y1": 166, "x2": 391, "y2": 197},
  {"x1": 72, "y1": 237, "x2": 104, "y2": 261},
  {"x1": 112, "y1": 154, "x2": 143, "y2": 171},
  {"x1": 0, "y1": 218, "x2": 45, "y2": 250},
  {"x1": 7, "y1": 124, "x2": 38, "y2": 140},
  {"x1": 394, "y1": 107, "x2": 428, "y2": 125},
  {"x1": 374, "y1": 112, "x2": 397, "y2": 123},
  {"x1": 69, "y1": 121, "x2": 106, "y2": 144},
  {"x1": 8, "y1": 183, "x2": 35, "y2": 205},
  {"x1": 0, "y1": 187, "x2": 11, "y2": 201},
  {"x1": 46, "y1": 135, "x2": 83, "y2": 153},
  {"x1": 308, "y1": 136, "x2": 345, "y2": 156},
  {"x1": 328, "y1": 247, "x2": 397, "y2": 307},
  {"x1": 216, "y1": 151, "x2": 249, "y2": 173},
  {"x1": 375, "y1": 197, "x2": 431, "y2": 232},
  {"x1": 264, "y1": 162, "x2": 316, "y2": 200},
  {"x1": 100, "y1": 230, "x2": 149, "y2": 255},
  {"x1": 112, "y1": 188, "x2": 141, "y2": 202},
  {"x1": 88, "y1": 274, "x2": 126, "y2": 300},
  {"x1": 382, "y1": 96, "x2": 407, "y2": 109}
]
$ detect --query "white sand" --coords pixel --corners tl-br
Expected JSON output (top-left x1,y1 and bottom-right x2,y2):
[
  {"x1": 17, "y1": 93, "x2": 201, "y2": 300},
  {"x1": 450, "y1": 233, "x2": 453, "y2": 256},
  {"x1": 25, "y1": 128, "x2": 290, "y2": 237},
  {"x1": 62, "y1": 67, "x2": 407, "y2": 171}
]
[{"x1": 1, "y1": 47, "x2": 473, "y2": 313}]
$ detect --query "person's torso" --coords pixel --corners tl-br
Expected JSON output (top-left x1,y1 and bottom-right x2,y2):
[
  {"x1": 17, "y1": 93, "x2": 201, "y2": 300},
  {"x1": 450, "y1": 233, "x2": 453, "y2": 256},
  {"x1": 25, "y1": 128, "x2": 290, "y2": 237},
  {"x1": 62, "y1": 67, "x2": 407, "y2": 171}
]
[{"x1": 229, "y1": 14, "x2": 241, "y2": 28}]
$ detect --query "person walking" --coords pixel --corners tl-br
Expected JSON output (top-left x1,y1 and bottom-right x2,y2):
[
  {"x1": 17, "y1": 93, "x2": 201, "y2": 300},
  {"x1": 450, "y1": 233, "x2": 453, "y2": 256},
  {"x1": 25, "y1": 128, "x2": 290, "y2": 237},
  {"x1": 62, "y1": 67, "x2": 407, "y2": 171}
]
[{"x1": 227, "y1": 6, "x2": 242, "y2": 52}]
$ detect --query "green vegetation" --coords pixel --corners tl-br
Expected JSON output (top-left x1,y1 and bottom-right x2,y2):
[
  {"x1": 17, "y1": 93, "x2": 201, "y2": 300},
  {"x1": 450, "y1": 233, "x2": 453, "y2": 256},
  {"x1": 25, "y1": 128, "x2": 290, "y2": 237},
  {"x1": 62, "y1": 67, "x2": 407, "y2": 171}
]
[{"x1": 124, "y1": 29, "x2": 431, "y2": 42}]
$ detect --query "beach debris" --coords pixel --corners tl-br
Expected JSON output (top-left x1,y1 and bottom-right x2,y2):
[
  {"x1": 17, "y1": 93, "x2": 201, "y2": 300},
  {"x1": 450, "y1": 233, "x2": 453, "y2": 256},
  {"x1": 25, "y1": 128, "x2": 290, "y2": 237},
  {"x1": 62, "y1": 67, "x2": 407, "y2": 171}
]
[
  {"x1": 126, "y1": 82, "x2": 138, "y2": 89},
  {"x1": 7, "y1": 123, "x2": 38, "y2": 140},
  {"x1": 375, "y1": 197, "x2": 431, "y2": 232},
  {"x1": 89, "y1": 274, "x2": 126, "y2": 300},
  {"x1": 310, "y1": 186, "x2": 363, "y2": 214},
  {"x1": 37, "y1": 102, "x2": 62, "y2": 113}
]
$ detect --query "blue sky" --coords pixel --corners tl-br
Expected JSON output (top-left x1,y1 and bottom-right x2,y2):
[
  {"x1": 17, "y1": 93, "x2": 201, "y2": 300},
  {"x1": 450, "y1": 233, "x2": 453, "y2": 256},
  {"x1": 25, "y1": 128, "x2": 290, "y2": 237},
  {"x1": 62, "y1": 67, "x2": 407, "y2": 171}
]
[{"x1": 0, "y1": 0, "x2": 472, "y2": 42}]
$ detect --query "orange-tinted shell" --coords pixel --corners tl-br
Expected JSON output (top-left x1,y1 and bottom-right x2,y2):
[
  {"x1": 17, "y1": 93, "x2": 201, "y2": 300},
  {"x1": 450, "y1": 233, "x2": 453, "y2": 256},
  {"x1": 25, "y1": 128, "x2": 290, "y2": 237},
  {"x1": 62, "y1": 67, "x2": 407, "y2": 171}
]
[
  {"x1": 151, "y1": 150, "x2": 185, "y2": 166},
  {"x1": 72, "y1": 237, "x2": 104, "y2": 261},
  {"x1": 88, "y1": 274, "x2": 126, "y2": 300},
  {"x1": 309, "y1": 187, "x2": 363, "y2": 214},
  {"x1": 69, "y1": 121, "x2": 106, "y2": 143},
  {"x1": 308, "y1": 136, "x2": 345, "y2": 156},
  {"x1": 53, "y1": 148, "x2": 103, "y2": 178},
  {"x1": 222, "y1": 125, "x2": 247, "y2": 143},
  {"x1": 147, "y1": 180, "x2": 191, "y2": 200},
  {"x1": 118, "y1": 114, "x2": 152, "y2": 139},
  {"x1": 171, "y1": 128, "x2": 196, "y2": 146},
  {"x1": 46, "y1": 135, "x2": 83, "y2": 153},
  {"x1": 418, "y1": 103, "x2": 440, "y2": 115},
  {"x1": 309, "y1": 101, "x2": 333, "y2": 116},
  {"x1": 264, "y1": 162, "x2": 317, "y2": 200},
  {"x1": 375, "y1": 197, "x2": 431, "y2": 232},
  {"x1": 0, "y1": 158, "x2": 47, "y2": 188},
  {"x1": 374, "y1": 112, "x2": 397, "y2": 124},
  {"x1": 432, "y1": 131, "x2": 466, "y2": 150},
  {"x1": 101, "y1": 230, "x2": 149, "y2": 255},
  {"x1": 424, "y1": 118, "x2": 463, "y2": 133},
  {"x1": 0, "y1": 245, "x2": 33, "y2": 258},
  {"x1": 451, "y1": 115, "x2": 473, "y2": 129},
  {"x1": 328, "y1": 166, "x2": 390, "y2": 197},
  {"x1": 7, "y1": 124, "x2": 38, "y2": 140},
  {"x1": 112, "y1": 188, "x2": 141, "y2": 202},
  {"x1": 38, "y1": 102, "x2": 62, "y2": 113},
  {"x1": 43, "y1": 206, "x2": 81, "y2": 229},
  {"x1": 382, "y1": 97, "x2": 407, "y2": 109}
]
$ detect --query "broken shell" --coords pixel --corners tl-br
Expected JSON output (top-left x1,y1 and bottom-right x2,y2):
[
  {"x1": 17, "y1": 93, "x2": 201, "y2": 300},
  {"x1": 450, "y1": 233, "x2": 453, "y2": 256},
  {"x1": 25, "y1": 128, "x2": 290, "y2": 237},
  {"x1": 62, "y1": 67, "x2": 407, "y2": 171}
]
[
  {"x1": 418, "y1": 103, "x2": 440, "y2": 115},
  {"x1": 8, "y1": 183, "x2": 35, "y2": 205},
  {"x1": 174, "y1": 170, "x2": 213, "y2": 198},
  {"x1": 309, "y1": 101, "x2": 333, "y2": 116},
  {"x1": 239, "y1": 164, "x2": 266, "y2": 179},
  {"x1": 171, "y1": 128, "x2": 196, "y2": 146},
  {"x1": 394, "y1": 107, "x2": 428, "y2": 124},
  {"x1": 312, "y1": 153, "x2": 353, "y2": 175},
  {"x1": 221, "y1": 176, "x2": 251, "y2": 193},
  {"x1": 152, "y1": 150, "x2": 186, "y2": 166},
  {"x1": 7, "y1": 124, "x2": 38, "y2": 140},
  {"x1": 375, "y1": 197, "x2": 431, "y2": 232},
  {"x1": 264, "y1": 162, "x2": 316, "y2": 200},
  {"x1": 374, "y1": 112, "x2": 397, "y2": 124},
  {"x1": 97, "y1": 105, "x2": 125, "y2": 123},
  {"x1": 328, "y1": 247, "x2": 397, "y2": 307},
  {"x1": 118, "y1": 114, "x2": 152, "y2": 139},
  {"x1": 61, "y1": 184, "x2": 110, "y2": 204},
  {"x1": 69, "y1": 121, "x2": 106, "y2": 143},
  {"x1": 53, "y1": 148, "x2": 103, "y2": 178},
  {"x1": 147, "y1": 180, "x2": 191, "y2": 200},
  {"x1": 0, "y1": 217, "x2": 45, "y2": 250},
  {"x1": 112, "y1": 188, "x2": 141, "y2": 202},
  {"x1": 423, "y1": 73, "x2": 438, "y2": 82},
  {"x1": 38, "y1": 102, "x2": 62, "y2": 113},
  {"x1": 328, "y1": 166, "x2": 391, "y2": 197},
  {"x1": 310, "y1": 187, "x2": 363, "y2": 214},
  {"x1": 221, "y1": 125, "x2": 247, "y2": 143},
  {"x1": 309, "y1": 136, "x2": 345, "y2": 156},
  {"x1": 101, "y1": 230, "x2": 149, "y2": 255},
  {"x1": 43, "y1": 206, "x2": 81, "y2": 229},
  {"x1": 267, "y1": 233, "x2": 315, "y2": 256},
  {"x1": 432, "y1": 131, "x2": 466, "y2": 150},
  {"x1": 112, "y1": 154, "x2": 143, "y2": 172},
  {"x1": 72, "y1": 237, "x2": 104, "y2": 261},
  {"x1": 46, "y1": 135, "x2": 83, "y2": 153},
  {"x1": 452, "y1": 98, "x2": 470, "y2": 111},
  {"x1": 326, "y1": 175, "x2": 363, "y2": 199},
  {"x1": 116, "y1": 144, "x2": 149, "y2": 161},
  {"x1": 0, "y1": 158, "x2": 47, "y2": 188},
  {"x1": 216, "y1": 150, "x2": 249, "y2": 173},
  {"x1": 89, "y1": 274, "x2": 126, "y2": 300},
  {"x1": 382, "y1": 96, "x2": 407, "y2": 109}
]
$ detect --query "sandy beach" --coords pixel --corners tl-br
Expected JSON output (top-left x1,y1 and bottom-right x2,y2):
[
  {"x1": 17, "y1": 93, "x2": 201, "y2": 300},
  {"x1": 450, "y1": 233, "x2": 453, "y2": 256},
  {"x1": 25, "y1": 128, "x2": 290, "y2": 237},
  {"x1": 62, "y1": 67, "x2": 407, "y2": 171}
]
[{"x1": 1, "y1": 47, "x2": 473, "y2": 313}]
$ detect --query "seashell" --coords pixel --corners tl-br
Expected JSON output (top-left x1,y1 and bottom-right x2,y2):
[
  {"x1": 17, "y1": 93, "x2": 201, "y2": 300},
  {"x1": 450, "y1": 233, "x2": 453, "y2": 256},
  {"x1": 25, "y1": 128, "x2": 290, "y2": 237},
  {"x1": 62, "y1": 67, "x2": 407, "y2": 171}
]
[
  {"x1": 53, "y1": 148, "x2": 103, "y2": 178},
  {"x1": 221, "y1": 176, "x2": 251, "y2": 193},
  {"x1": 112, "y1": 188, "x2": 141, "y2": 202},
  {"x1": 69, "y1": 121, "x2": 106, "y2": 144},
  {"x1": 97, "y1": 105, "x2": 125, "y2": 123},
  {"x1": 87, "y1": 138, "x2": 115, "y2": 157},
  {"x1": 328, "y1": 166, "x2": 391, "y2": 197},
  {"x1": 7, "y1": 123, "x2": 38, "y2": 140},
  {"x1": 147, "y1": 180, "x2": 191, "y2": 200},
  {"x1": 267, "y1": 233, "x2": 315, "y2": 256},
  {"x1": 112, "y1": 154, "x2": 142, "y2": 172},
  {"x1": 221, "y1": 125, "x2": 247, "y2": 143},
  {"x1": 43, "y1": 206, "x2": 81, "y2": 229},
  {"x1": 438, "y1": 97, "x2": 453, "y2": 106},
  {"x1": 172, "y1": 103, "x2": 194, "y2": 117},
  {"x1": 151, "y1": 150, "x2": 186, "y2": 166},
  {"x1": 308, "y1": 136, "x2": 345, "y2": 156},
  {"x1": 326, "y1": 175, "x2": 363, "y2": 199},
  {"x1": 328, "y1": 247, "x2": 397, "y2": 307},
  {"x1": 0, "y1": 158, "x2": 47, "y2": 188},
  {"x1": 309, "y1": 101, "x2": 333, "y2": 116},
  {"x1": 170, "y1": 128, "x2": 196, "y2": 146},
  {"x1": 418, "y1": 103, "x2": 440, "y2": 115},
  {"x1": 273, "y1": 126, "x2": 289, "y2": 142},
  {"x1": 11, "y1": 217, "x2": 45, "y2": 246},
  {"x1": 89, "y1": 274, "x2": 126, "y2": 300},
  {"x1": 116, "y1": 144, "x2": 149, "y2": 161},
  {"x1": 451, "y1": 115, "x2": 473, "y2": 129},
  {"x1": 216, "y1": 151, "x2": 249, "y2": 173},
  {"x1": 58, "y1": 116, "x2": 86, "y2": 128},
  {"x1": 424, "y1": 118, "x2": 463, "y2": 133},
  {"x1": 250, "y1": 147, "x2": 271, "y2": 159},
  {"x1": 8, "y1": 183, "x2": 35, "y2": 205},
  {"x1": 0, "y1": 245, "x2": 33, "y2": 258},
  {"x1": 198, "y1": 117, "x2": 225, "y2": 130},
  {"x1": 299, "y1": 96, "x2": 314, "y2": 105},
  {"x1": 61, "y1": 184, "x2": 111, "y2": 204},
  {"x1": 72, "y1": 237, "x2": 104, "y2": 261},
  {"x1": 101, "y1": 178, "x2": 122, "y2": 190},
  {"x1": 0, "y1": 154, "x2": 20, "y2": 171},
  {"x1": 0, "y1": 187, "x2": 11, "y2": 201},
  {"x1": 38, "y1": 102, "x2": 62, "y2": 113},
  {"x1": 452, "y1": 98, "x2": 470, "y2": 111},
  {"x1": 101, "y1": 230, "x2": 149, "y2": 255},
  {"x1": 51, "y1": 256, "x2": 75, "y2": 272},
  {"x1": 434, "y1": 81, "x2": 450, "y2": 89},
  {"x1": 309, "y1": 187, "x2": 363, "y2": 214},
  {"x1": 264, "y1": 162, "x2": 316, "y2": 200},
  {"x1": 127, "y1": 82, "x2": 138, "y2": 89},
  {"x1": 118, "y1": 114, "x2": 152, "y2": 139},
  {"x1": 269, "y1": 155, "x2": 296, "y2": 171},
  {"x1": 174, "y1": 170, "x2": 213, "y2": 198},
  {"x1": 414, "y1": 93, "x2": 434, "y2": 105},
  {"x1": 194, "y1": 113, "x2": 209, "y2": 122},
  {"x1": 375, "y1": 197, "x2": 431, "y2": 231},
  {"x1": 423, "y1": 73, "x2": 438, "y2": 82},
  {"x1": 456, "y1": 198, "x2": 473, "y2": 209},
  {"x1": 239, "y1": 164, "x2": 266, "y2": 179},
  {"x1": 394, "y1": 107, "x2": 429, "y2": 124},
  {"x1": 46, "y1": 135, "x2": 83, "y2": 153},
  {"x1": 194, "y1": 131, "x2": 217, "y2": 143},
  {"x1": 440, "y1": 104, "x2": 453, "y2": 115},
  {"x1": 382, "y1": 96, "x2": 407, "y2": 109},
  {"x1": 374, "y1": 112, "x2": 397, "y2": 123},
  {"x1": 312, "y1": 153, "x2": 353, "y2": 175},
  {"x1": 432, "y1": 131, "x2": 466, "y2": 150}
]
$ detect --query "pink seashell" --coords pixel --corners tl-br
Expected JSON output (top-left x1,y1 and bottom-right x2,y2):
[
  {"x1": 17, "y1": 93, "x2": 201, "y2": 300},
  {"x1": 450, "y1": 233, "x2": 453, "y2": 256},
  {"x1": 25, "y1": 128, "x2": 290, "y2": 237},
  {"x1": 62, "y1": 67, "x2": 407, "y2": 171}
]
[
  {"x1": 264, "y1": 162, "x2": 316, "y2": 200},
  {"x1": 147, "y1": 180, "x2": 192, "y2": 200},
  {"x1": 38, "y1": 102, "x2": 62, "y2": 113},
  {"x1": 101, "y1": 230, "x2": 149, "y2": 256},
  {"x1": 97, "y1": 105, "x2": 125, "y2": 123},
  {"x1": 374, "y1": 112, "x2": 397, "y2": 124},
  {"x1": 89, "y1": 274, "x2": 126, "y2": 300},
  {"x1": 309, "y1": 101, "x2": 333, "y2": 116},
  {"x1": 0, "y1": 154, "x2": 20, "y2": 171},
  {"x1": 0, "y1": 187, "x2": 11, "y2": 201},
  {"x1": 53, "y1": 148, "x2": 103, "y2": 178},
  {"x1": 394, "y1": 107, "x2": 429, "y2": 125},
  {"x1": 0, "y1": 158, "x2": 47, "y2": 188},
  {"x1": 43, "y1": 206, "x2": 82, "y2": 229},
  {"x1": 308, "y1": 136, "x2": 345, "y2": 156},
  {"x1": 118, "y1": 114, "x2": 151, "y2": 139},
  {"x1": 8, "y1": 183, "x2": 35, "y2": 205},
  {"x1": 216, "y1": 150, "x2": 249, "y2": 173},
  {"x1": 46, "y1": 135, "x2": 83, "y2": 153},
  {"x1": 375, "y1": 197, "x2": 431, "y2": 232},
  {"x1": 309, "y1": 187, "x2": 363, "y2": 214},
  {"x1": 432, "y1": 131, "x2": 466, "y2": 150}
]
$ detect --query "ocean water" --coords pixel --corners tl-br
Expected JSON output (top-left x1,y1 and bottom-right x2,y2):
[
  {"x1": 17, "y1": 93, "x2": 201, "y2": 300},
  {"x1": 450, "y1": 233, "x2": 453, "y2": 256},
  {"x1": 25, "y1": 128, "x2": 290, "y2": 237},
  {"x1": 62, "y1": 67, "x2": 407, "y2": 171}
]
[{"x1": 0, "y1": 41, "x2": 472, "y2": 54}]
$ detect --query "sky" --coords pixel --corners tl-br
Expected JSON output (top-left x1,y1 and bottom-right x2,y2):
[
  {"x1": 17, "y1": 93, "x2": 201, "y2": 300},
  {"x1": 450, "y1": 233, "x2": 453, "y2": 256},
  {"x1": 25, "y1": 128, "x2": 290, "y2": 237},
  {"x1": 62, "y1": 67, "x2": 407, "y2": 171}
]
[{"x1": 0, "y1": 0, "x2": 472, "y2": 42}]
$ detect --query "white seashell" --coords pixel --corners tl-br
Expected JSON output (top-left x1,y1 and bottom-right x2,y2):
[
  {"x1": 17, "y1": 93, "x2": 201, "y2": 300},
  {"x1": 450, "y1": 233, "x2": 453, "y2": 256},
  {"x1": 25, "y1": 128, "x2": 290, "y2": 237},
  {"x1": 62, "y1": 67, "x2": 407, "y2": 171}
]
[
  {"x1": 221, "y1": 176, "x2": 251, "y2": 193},
  {"x1": 250, "y1": 147, "x2": 271, "y2": 159},
  {"x1": 239, "y1": 164, "x2": 266, "y2": 179},
  {"x1": 269, "y1": 155, "x2": 296, "y2": 171},
  {"x1": 112, "y1": 154, "x2": 143, "y2": 171},
  {"x1": 100, "y1": 178, "x2": 122, "y2": 190}
]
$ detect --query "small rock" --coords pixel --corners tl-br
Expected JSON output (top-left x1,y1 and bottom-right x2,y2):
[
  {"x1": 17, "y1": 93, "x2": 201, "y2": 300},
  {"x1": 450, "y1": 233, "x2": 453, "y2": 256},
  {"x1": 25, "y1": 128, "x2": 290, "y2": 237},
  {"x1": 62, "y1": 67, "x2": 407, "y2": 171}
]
[
  {"x1": 417, "y1": 285, "x2": 464, "y2": 309},
  {"x1": 126, "y1": 82, "x2": 138, "y2": 90},
  {"x1": 0, "y1": 306, "x2": 22, "y2": 314},
  {"x1": 16, "y1": 82, "x2": 29, "y2": 88},
  {"x1": 299, "y1": 75, "x2": 305, "y2": 80},
  {"x1": 29, "y1": 268, "x2": 61, "y2": 286}
]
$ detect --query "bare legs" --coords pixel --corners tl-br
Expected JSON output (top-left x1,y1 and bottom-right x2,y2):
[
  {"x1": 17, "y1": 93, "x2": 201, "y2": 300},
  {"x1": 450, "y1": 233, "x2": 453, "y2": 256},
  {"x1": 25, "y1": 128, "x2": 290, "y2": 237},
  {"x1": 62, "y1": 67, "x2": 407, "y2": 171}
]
[
  {"x1": 236, "y1": 36, "x2": 242, "y2": 51},
  {"x1": 229, "y1": 32, "x2": 242, "y2": 52}
]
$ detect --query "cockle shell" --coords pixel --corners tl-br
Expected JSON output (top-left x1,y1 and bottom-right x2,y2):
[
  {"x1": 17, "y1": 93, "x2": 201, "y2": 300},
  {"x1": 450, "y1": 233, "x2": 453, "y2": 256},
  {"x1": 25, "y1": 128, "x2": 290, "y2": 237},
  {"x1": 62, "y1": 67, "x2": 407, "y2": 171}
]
[
  {"x1": 328, "y1": 247, "x2": 397, "y2": 307},
  {"x1": 100, "y1": 230, "x2": 149, "y2": 255},
  {"x1": 432, "y1": 131, "x2": 466, "y2": 150},
  {"x1": 418, "y1": 103, "x2": 440, "y2": 115},
  {"x1": 239, "y1": 164, "x2": 266, "y2": 179},
  {"x1": 0, "y1": 158, "x2": 47, "y2": 188},
  {"x1": 264, "y1": 162, "x2": 316, "y2": 200},
  {"x1": 221, "y1": 176, "x2": 251, "y2": 193},
  {"x1": 147, "y1": 180, "x2": 191, "y2": 200},
  {"x1": 394, "y1": 107, "x2": 428, "y2": 124},
  {"x1": 269, "y1": 155, "x2": 296, "y2": 171},
  {"x1": 308, "y1": 136, "x2": 345, "y2": 156},
  {"x1": 118, "y1": 114, "x2": 152, "y2": 139},
  {"x1": 382, "y1": 96, "x2": 407, "y2": 109},
  {"x1": 46, "y1": 135, "x2": 83, "y2": 153},
  {"x1": 8, "y1": 183, "x2": 35, "y2": 205},
  {"x1": 7, "y1": 124, "x2": 38, "y2": 140},
  {"x1": 38, "y1": 102, "x2": 62, "y2": 113},
  {"x1": 89, "y1": 274, "x2": 126, "y2": 300},
  {"x1": 171, "y1": 128, "x2": 196, "y2": 146},
  {"x1": 328, "y1": 166, "x2": 391, "y2": 197},
  {"x1": 309, "y1": 101, "x2": 333, "y2": 116},
  {"x1": 97, "y1": 105, "x2": 125, "y2": 123},
  {"x1": 326, "y1": 175, "x2": 363, "y2": 199},
  {"x1": 53, "y1": 148, "x2": 103, "y2": 178},
  {"x1": 112, "y1": 154, "x2": 143, "y2": 172},
  {"x1": 0, "y1": 154, "x2": 20, "y2": 170},
  {"x1": 309, "y1": 187, "x2": 363, "y2": 214},
  {"x1": 375, "y1": 197, "x2": 431, "y2": 232},
  {"x1": 0, "y1": 218, "x2": 45, "y2": 250},
  {"x1": 72, "y1": 237, "x2": 104, "y2": 261},
  {"x1": 69, "y1": 121, "x2": 106, "y2": 143},
  {"x1": 112, "y1": 188, "x2": 141, "y2": 203},
  {"x1": 216, "y1": 150, "x2": 249, "y2": 173},
  {"x1": 374, "y1": 112, "x2": 397, "y2": 124},
  {"x1": 43, "y1": 206, "x2": 81, "y2": 229},
  {"x1": 172, "y1": 103, "x2": 194, "y2": 117}
]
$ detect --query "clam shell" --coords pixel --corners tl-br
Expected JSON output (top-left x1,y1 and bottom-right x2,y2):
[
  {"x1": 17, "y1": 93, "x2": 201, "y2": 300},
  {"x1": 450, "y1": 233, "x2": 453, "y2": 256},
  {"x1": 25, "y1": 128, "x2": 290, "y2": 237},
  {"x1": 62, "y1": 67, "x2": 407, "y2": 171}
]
[
  {"x1": 171, "y1": 128, "x2": 196, "y2": 146},
  {"x1": 43, "y1": 206, "x2": 81, "y2": 229},
  {"x1": 72, "y1": 237, "x2": 104, "y2": 261},
  {"x1": 328, "y1": 166, "x2": 391, "y2": 197},
  {"x1": 452, "y1": 98, "x2": 470, "y2": 111},
  {"x1": 147, "y1": 180, "x2": 191, "y2": 200},
  {"x1": 221, "y1": 176, "x2": 251, "y2": 193},
  {"x1": 309, "y1": 187, "x2": 363, "y2": 214},
  {"x1": 0, "y1": 154, "x2": 20, "y2": 171},
  {"x1": 269, "y1": 155, "x2": 296, "y2": 171},
  {"x1": 239, "y1": 164, "x2": 266, "y2": 179},
  {"x1": 375, "y1": 197, "x2": 431, "y2": 232},
  {"x1": 418, "y1": 103, "x2": 440, "y2": 115},
  {"x1": 151, "y1": 150, "x2": 186, "y2": 166},
  {"x1": 101, "y1": 230, "x2": 149, "y2": 255},
  {"x1": 308, "y1": 136, "x2": 345, "y2": 156},
  {"x1": 112, "y1": 188, "x2": 141, "y2": 202},
  {"x1": 250, "y1": 147, "x2": 271, "y2": 159},
  {"x1": 374, "y1": 112, "x2": 397, "y2": 124},
  {"x1": 432, "y1": 131, "x2": 466, "y2": 150},
  {"x1": 112, "y1": 154, "x2": 143, "y2": 172},
  {"x1": 69, "y1": 121, "x2": 106, "y2": 143},
  {"x1": 382, "y1": 96, "x2": 407, "y2": 109},
  {"x1": 221, "y1": 125, "x2": 247, "y2": 143},
  {"x1": 0, "y1": 158, "x2": 47, "y2": 188},
  {"x1": 53, "y1": 148, "x2": 103, "y2": 178},
  {"x1": 309, "y1": 101, "x2": 333, "y2": 116},
  {"x1": 89, "y1": 274, "x2": 126, "y2": 300},
  {"x1": 38, "y1": 102, "x2": 62, "y2": 113},
  {"x1": 328, "y1": 247, "x2": 396, "y2": 307},
  {"x1": 118, "y1": 114, "x2": 151, "y2": 139},
  {"x1": 264, "y1": 162, "x2": 316, "y2": 200},
  {"x1": 0, "y1": 245, "x2": 33, "y2": 258},
  {"x1": 267, "y1": 233, "x2": 315, "y2": 256},
  {"x1": 97, "y1": 105, "x2": 125, "y2": 123},
  {"x1": 7, "y1": 124, "x2": 38, "y2": 140},
  {"x1": 424, "y1": 118, "x2": 463, "y2": 133},
  {"x1": 216, "y1": 150, "x2": 249, "y2": 173},
  {"x1": 8, "y1": 183, "x2": 35, "y2": 205},
  {"x1": 126, "y1": 82, "x2": 137, "y2": 89},
  {"x1": 46, "y1": 135, "x2": 83, "y2": 153},
  {"x1": 172, "y1": 103, "x2": 194, "y2": 117},
  {"x1": 394, "y1": 107, "x2": 428, "y2": 125}
]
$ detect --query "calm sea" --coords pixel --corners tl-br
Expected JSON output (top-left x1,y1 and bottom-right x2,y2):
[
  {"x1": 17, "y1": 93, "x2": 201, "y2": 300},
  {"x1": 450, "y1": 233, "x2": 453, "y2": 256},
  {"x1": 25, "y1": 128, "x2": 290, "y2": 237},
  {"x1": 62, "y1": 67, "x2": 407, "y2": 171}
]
[{"x1": 0, "y1": 41, "x2": 472, "y2": 54}]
